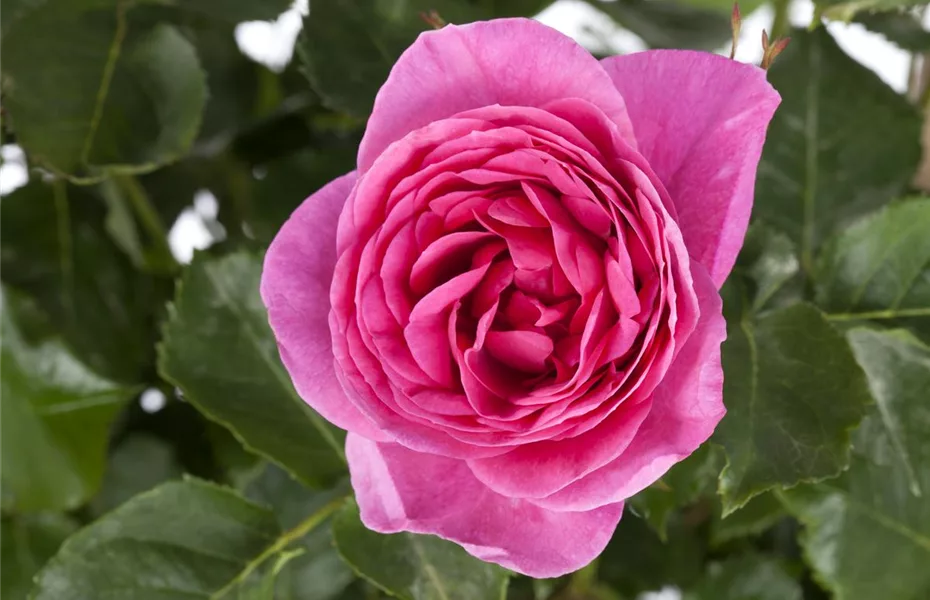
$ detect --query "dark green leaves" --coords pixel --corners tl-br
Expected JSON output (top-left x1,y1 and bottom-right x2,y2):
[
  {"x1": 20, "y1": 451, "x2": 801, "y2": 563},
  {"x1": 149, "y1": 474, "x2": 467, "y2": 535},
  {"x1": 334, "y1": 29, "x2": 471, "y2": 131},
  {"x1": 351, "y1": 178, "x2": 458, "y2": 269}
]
[
  {"x1": 167, "y1": 0, "x2": 293, "y2": 23},
  {"x1": 683, "y1": 554, "x2": 802, "y2": 600},
  {"x1": 158, "y1": 251, "x2": 347, "y2": 488},
  {"x1": 754, "y1": 27, "x2": 921, "y2": 272},
  {"x1": 1, "y1": 514, "x2": 77, "y2": 599},
  {"x1": 0, "y1": 180, "x2": 169, "y2": 383},
  {"x1": 297, "y1": 0, "x2": 554, "y2": 117},
  {"x1": 333, "y1": 500, "x2": 510, "y2": 600},
  {"x1": 582, "y1": 0, "x2": 732, "y2": 50},
  {"x1": 1, "y1": 1, "x2": 206, "y2": 179},
  {"x1": 781, "y1": 331, "x2": 930, "y2": 600},
  {"x1": 298, "y1": 0, "x2": 441, "y2": 117},
  {"x1": 716, "y1": 296, "x2": 871, "y2": 513},
  {"x1": 1, "y1": 290, "x2": 137, "y2": 512},
  {"x1": 816, "y1": 197, "x2": 930, "y2": 340},
  {"x1": 31, "y1": 479, "x2": 346, "y2": 599}
]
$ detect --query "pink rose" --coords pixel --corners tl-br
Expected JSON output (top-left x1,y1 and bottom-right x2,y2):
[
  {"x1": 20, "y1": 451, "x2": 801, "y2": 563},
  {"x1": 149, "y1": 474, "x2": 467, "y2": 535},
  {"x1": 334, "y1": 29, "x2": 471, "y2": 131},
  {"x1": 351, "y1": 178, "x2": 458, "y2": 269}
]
[{"x1": 262, "y1": 18, "x2": 779, "y2": 577}]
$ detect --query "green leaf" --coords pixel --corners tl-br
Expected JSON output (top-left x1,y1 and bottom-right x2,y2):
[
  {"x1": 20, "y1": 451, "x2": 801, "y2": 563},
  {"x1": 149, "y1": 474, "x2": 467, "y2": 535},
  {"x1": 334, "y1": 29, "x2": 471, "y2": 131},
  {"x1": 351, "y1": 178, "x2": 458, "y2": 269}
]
[
  {"x1": 90, "y1": 434, "x2": 182, "y2": 516},
  {"x1": 298, "y1": 0, "x2": 446, "y2": 117},
  {"x1": 598, "y1": 510, "x2": 706, "y2": 597},
  {"x1": 683, "y1": 554, "x2": 802, "y2": 600},
  {"x1": 158, "y1": 251, "x2": 347, "y2": 488},
  {"x1": 629, "y1": 444, "x2": 723, "y2": 539},
  {"x1": 1, "y1": 514, "x2": 78, "y2": 600},
  {"x1": 298, "y1": 0, "x2": 549, "y2": 118},
  {"x1": 0, "y1": 180, "x2": 170, "y2": 383},
  {"x1": 781, "y1": 331, "x2": 930, "y2": 600},
  {"x1": 161, "y1": 0, "x2": 293, "y2": 23},
  {"x1": 847, "y1": 328, "x2": 930, "y2": 496},
  {"x1": 582, "y1": 0, "x2": 732, "y2": 50},
  {"x1": 814, "y1": 0, "x2": 928, "y2": 22},
  {"x1": 333, "y1": 500, "x2": 509, "y2": 600},
  {"x1": 735, "y1": 224, "x2": 801, "y2": 313},
  {"x1": 710, "y1": 493, "x2": 785, "y2": 547},
  {"x1": 245, "y1": 146, "x2": 359, "y2": 244},
  {"x1": 754, "y1": 27, "x2": 921, "y2": 274},
  {"x1": 0, "y1": 0, "x2": 46, "y2": 33},
  {"x1": 31, "y1": 479, "x2": 348, "y2": 600},
  {"x1": 1, "y1": 289, "x2": 137, "y2": 512},
  {"x1": 816, "y1": 198, "x2": 930, "y2": 342},
  {"x1": 854, "y1": 11, "x2": 930, "y2": 51},
  {"x1": 242, "y1": 465, "x2": 355, "y2": 600},
  {"x1": 715, "y1": 293, "x2": 872, "y2": 514},
  {"x1": 1, "y1": 1, "x2": 206, "y2": 179}
]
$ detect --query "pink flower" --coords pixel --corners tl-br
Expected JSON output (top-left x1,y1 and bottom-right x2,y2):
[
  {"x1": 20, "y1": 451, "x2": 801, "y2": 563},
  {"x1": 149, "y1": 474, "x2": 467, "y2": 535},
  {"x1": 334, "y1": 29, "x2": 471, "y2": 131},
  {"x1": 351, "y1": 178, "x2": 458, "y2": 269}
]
[{"x1": 261, "y1": 18, "x2": 779, "y2": 577}]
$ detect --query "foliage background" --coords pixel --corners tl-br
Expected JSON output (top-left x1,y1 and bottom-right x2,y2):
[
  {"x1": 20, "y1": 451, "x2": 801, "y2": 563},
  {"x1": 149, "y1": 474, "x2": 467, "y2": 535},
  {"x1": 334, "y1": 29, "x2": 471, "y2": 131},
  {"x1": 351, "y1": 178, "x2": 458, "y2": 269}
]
[{"x1": 2, "y1": 0, "x2": 930, "y2": 599}]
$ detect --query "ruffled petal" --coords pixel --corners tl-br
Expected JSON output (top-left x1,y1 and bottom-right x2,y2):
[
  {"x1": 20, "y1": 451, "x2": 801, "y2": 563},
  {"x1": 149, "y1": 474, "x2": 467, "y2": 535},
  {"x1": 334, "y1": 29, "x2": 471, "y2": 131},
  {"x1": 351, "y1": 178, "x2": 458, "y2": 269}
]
[
  {"x1": 601, "y1": 51, "x2": 780, "y2": 287},
  {"x1": 358, "y1": 18, "x2": 635, "y2": 172},
  {"x1": 262, "y1": 172, "x2": 389, "y2": 441},
  {"x1": 348, "y1": 434, "x2": 624, "y2": 578}
]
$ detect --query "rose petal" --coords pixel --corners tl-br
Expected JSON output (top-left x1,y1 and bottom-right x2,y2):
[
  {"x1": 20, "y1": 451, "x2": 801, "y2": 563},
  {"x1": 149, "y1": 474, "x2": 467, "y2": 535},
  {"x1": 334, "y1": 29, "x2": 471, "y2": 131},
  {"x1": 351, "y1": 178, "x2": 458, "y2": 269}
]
[
  {"x1": 530, "y1": 263, "x2": 726, "y2": 511},
  {"x1": 358, "y1": 18, "x2": 635, "y2": 172},
  {"x1": 485, "y1": 329, "x2": 554, "y2": 373},
  {"x1": 262, "y1": 172, "x2": 389, "y2": 441},
  {"x1": 467, "y1": 395, "x2": 652, "y2": 499},
  {"x1": 347, "y1": 434, "x2": 624, "y2": 578},
  {"x1": 601, "y1": 50, "x2": 780, "y2": 287}
]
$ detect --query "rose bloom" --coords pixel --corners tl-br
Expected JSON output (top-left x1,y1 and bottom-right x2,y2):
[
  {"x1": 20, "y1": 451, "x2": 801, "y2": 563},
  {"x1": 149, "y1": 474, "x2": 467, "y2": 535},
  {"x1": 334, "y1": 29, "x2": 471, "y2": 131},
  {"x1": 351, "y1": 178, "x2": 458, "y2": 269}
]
[{"x1": 262, "y1": 18, "x2": 779, "y2": 577}]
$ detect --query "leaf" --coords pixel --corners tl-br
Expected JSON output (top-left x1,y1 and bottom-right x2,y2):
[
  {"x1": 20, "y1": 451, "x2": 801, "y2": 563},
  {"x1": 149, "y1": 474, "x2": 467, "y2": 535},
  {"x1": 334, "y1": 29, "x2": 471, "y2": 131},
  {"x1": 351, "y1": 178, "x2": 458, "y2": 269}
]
[
  {"x1": 847, "y1": 328, "x2": 930, "y2": 496},
  {"x1": 816, "y1": 198, "x2": 930, "y2": 342},
  {"x1": 1, "y1": 514, "x2": 78, "y2": 600},
  {"x1": 715, "y1": 291, "x2": 872, "y2": 514},
  {"x1": 710, "y1": 493, "x2": 785, "y2": 546},
  {"x1": 245, "y1": 146, "x2": 359, "y2": 244},
  {"x1": 598, "y1": 509, "x2": 706, "y2": 597},
  {"x1": 332, "y1": 500, "x2": 510, "y2": 600},
  {"x1": 1, "y1": 1, "x2": 206, "y2": 179},
  {"x1": 854, "y1": 11, "x2": 930, "y2": 51},
  {"x1": 90, "y1": 434, "x2": 182, "y2": 516},
  {"x1": 754, "y1": 27, "x2": 921, "y2": 274},
  {"x1": 0, "y1": 180, "x2": 170, "y2": 383},
  {"x1": 1, "y1": 289, "x2": 137, "y2": 512},
  {"x1": 683, "y1": 554, "x2": 802, "y2": 600},
  {"x1": 814, "y1": 0, "x2": 928, "y2": 22},
  {"x1": 31, "y1": 479, "x2": 348, "y2": 600},
  {"x1": 582, "y1": 0, "x2": 732, "y2": 50},
  {"x1": 242, "y1": 464, "x2": 355, "y2": 600},
  {"x1": 0, "y1": 0, "x2": 46, "y2": 33},
  {"x1": 297, "y1": 0, "x2": 551, "y2": 118},
  {"x1": 162, "y1": 0, "x2": 293, "y2": 23},
  {"x1": 629, "y1": 444, "x2": 723, "y2": 539},
  {"x1": 298, "y1": 0, "x2": 452, "y2": 117},
  {"x1": 781, "y1": 331, "x2": 930, "y2": 600},
  {"x1": 158, "y1": 251, "x2": 347, "y2": 488},
  {"x1": 735, "y1": 224, "x2": 801, "y2": 313}
]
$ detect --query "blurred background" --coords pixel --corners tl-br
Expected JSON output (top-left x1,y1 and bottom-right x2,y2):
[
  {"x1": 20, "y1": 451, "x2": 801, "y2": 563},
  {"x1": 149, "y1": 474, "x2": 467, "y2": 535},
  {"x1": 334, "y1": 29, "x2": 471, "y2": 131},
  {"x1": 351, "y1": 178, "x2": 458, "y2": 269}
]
[{"x1": 3, "y1": 0, "x2": 928, "y2": 265}]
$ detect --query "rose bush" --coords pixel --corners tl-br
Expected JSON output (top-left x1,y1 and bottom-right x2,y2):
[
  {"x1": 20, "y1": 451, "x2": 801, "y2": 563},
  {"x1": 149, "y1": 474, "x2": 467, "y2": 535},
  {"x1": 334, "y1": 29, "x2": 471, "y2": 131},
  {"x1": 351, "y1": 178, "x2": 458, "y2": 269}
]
[{"x1": 262, "y1": 17, "x2": 779, "y2": 577}]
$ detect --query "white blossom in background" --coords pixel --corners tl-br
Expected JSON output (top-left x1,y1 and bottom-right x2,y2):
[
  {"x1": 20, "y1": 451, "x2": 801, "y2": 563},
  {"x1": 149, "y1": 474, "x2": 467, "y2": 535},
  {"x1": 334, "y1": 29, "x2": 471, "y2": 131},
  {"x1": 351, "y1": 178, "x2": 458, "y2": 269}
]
[
  {"x1": 139, "y1": 388, "x2": 168, "y2": 413},
  {"x1": 167, "y1": 190, "x2": 221, "y2": 263},
  {"x1": 0, "y1": 145, "x2": 29, "y2": 196},
  {"x1": 235, "y1": 0, "x2": 308, "y2": 71}
]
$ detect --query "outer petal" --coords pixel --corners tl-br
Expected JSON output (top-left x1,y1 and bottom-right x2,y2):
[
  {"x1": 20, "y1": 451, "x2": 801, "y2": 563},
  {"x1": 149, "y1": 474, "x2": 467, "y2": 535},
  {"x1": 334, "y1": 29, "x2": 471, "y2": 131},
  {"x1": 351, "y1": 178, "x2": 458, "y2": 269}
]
[
  {"x1": 347, "y1": 434, "x2": 624, "y2": 578},
  {"x1": 261, "y1": 172, "x2": 389, "y2": 442},
  {"x1": 600, "y1": 51, "x2": 780, "y2": 287},
  {"x1": 531, "y1": 263, "x2": 726, "y2": 511},
  {"x1": 358, "y1": 18, "x2": 635, "y2": 172}
]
